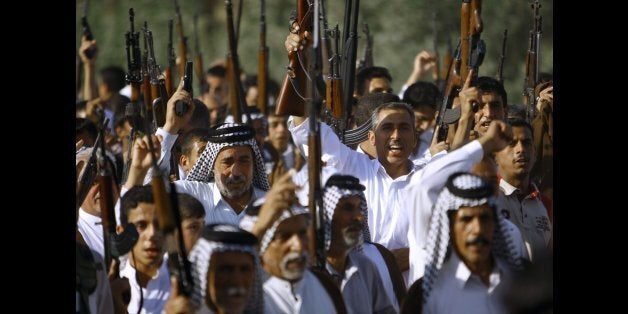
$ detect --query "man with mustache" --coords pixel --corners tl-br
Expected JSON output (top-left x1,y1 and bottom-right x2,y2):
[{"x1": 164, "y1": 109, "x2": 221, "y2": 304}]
[
  {"x1": 239, "y1": 189, "x2": 346, "y2": 314},
  {"x1": 494, "y1": 119, "x2": 552, "y2": 262},
  {"x1": 170, "y1": 224, "x2": 262, "y2": 314},
  {"x1": 322, "y1": 174, "x2": 396, "y2": 314},
  {"x1": 126, "y1": 113, "x2": 270, "y2": 227},
  {"x1": 290, "y1": 99, "x2": 514, "y2": 283},
  {"x1": 402, "y1": 172, "x2": 527, "y2": 313}
]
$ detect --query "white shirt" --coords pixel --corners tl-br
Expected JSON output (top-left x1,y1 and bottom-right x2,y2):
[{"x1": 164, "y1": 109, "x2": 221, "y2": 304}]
[
  {"x1": 263, "y1": 270, "x2": 337, "y2": 314},
  {"x1": 291, "y1": 119, "x2": 485, "y2": 253},
  {"x1": 119, "y1": 255, "x2": 171, "y2": 314},
  {"x1": 172, "y1": 180, "x2": 267, "y2": 226},
  {"x1": 78, "y1": 208, "x2": 104, "y2": 260},
  {"x1": 424, "y1": 252, "x2": 511, "y2": 314},
  {"x1": 326, "y1": 250, "x2": 396, "y2": 314},
  {"x1": 410, "y1": 130, "x2": 434, "y2": 167},
  {"x1": 496, "y1": 180, "x2": 552, "y2": 262},
  {"x1": 140, "y1": 127, "x2": 266, "y2": 226},
  {"x1": 404, "y1": 142, "x2": 485, "y2": 286}
]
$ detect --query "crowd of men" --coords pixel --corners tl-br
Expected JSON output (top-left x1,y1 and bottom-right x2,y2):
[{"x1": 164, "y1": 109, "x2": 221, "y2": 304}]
[{"x1": 76, "y1": 6, "x2": 553, "y2": 313}]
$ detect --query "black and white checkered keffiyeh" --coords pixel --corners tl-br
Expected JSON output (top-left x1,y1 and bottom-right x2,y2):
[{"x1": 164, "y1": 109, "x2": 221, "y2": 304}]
[
  {"x1": 188, "y1": 227, "x2": 263, "y2": 313},
  {"x1": 239, "y1": 199, "x2": 310, "y2": 256},
  {"x1": 186, "y1": 123, "x2": 270, "y2": 191},
  {"x1": 422, "y1": 172, "x2": 526, "y2": 304},
  {"x1": 322, "y1": 174, "x2": 371, "y2": 252}
]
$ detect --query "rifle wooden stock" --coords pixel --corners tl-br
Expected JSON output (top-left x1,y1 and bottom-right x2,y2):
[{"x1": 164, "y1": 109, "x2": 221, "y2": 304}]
[
  {"x1": 257, "y1": 0, "x2": 269, "y2": 115},
  {"x1": 174, "y1": 0, "x2": 187, "y2": 77},
  {"x1": 441, "y1": 31, "x2": 453, "y2": 82},
  {"x1": 225, "y1": 0, "x2": 249, "y2": 123},
  {"x1": 275, "y1": 0, "x2": 312, "y2": 116},
  {"x1": 164, "y1": 67, "x2": 174, "y2": 98},
  {"x1": 495, "y1": 29, "x2": 507, "y2": 83},
  {"x1": 325, "y1": 78, "x2": 343, "y2": 119},
  {"x1": 459, "y1": 0, "x2": 471, "y2": 83},
  {"x1": 193, "y1": 15, "x2": 205, "y2": 95},
  {"x1": 258, "y1": 48, "x2": 268, "y2": 115}
]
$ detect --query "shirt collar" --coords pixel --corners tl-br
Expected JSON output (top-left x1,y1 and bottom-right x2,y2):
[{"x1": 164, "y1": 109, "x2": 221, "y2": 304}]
[
  {"x1": 451, "y1": 251, "x2": 503, "y2": 292},
  {"x1": 213, "y1": 185, "x2": 266, "y2": 215},
  {"x1": 499, "y1": 179, "x2": 541, "y2": 199}
]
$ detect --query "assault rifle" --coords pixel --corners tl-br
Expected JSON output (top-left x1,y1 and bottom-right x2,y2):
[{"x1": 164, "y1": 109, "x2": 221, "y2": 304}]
[{"x1": 523, "y1": 0, "x2": 542, "y2": 121}]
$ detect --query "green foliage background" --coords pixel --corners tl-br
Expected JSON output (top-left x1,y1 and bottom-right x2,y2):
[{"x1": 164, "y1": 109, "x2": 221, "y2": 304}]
[{"x1": 76, "y1": 0, "x2": 553, "y2": 104}]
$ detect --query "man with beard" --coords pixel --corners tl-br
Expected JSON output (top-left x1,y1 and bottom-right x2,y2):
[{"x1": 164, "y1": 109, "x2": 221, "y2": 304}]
[
  {"x1": 126, "y1": 119, "x2": 270, "y2": 227},
  {"x1": 290, "y1": 99, "x2": 514, "y2": 282},
  {"x1": 401, "y1": 172, "x2": 527, "y2": 313},
  {"x1": 239, "y1": 182, "x2": 346, "y2": 314},
  {"x1": 494, "y1": 119, "x2": 552, "y2": 262},
  {"x1": 322, "y1": 174, "x2": 396, "y2": 314}
]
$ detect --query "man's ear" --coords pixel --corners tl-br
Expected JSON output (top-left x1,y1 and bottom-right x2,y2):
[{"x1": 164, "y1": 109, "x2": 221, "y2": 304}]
[
  {"x1": 179, "y1": 154, "x2": 188, "y2": 168},
  {"x1": 368, "y1": 130, "x2": 376, "y2": 146}
]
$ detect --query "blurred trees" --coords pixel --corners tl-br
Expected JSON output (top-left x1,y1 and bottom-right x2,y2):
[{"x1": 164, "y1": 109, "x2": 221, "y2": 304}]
[{"x1": 76, "y1": 0, "x2": 552, "y2": 104}]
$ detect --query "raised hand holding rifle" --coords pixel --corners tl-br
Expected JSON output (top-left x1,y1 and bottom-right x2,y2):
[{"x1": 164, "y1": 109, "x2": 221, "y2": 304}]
[
  {"x1": 276, "y1": 0, "x2": 313, "y2": 117},
  {"x1": 124, "y1": 78, "x2": 195, "y2": 296}
]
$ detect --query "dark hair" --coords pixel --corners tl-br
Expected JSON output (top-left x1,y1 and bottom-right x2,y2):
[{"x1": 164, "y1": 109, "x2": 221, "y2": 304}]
[
  {"x1": 371, "y1": 102, "x2": 414, "y2": 131},
  {"x1": 507, "y1": 119, "x2": 534, "y2": 137},
  {"x1": 189, "y1": 99, "x2": 210, "y2": 129},
  {"x1": 353, "y1": 93, "x2": 400, "y2": 127},
  {"x1": 178, "y1": 193, "x2": 206, "y2": 220},
  {"x1": 402, "y1": 81, "x2": 441, "y2": 110},
  {"x1": 179, "y1": 128, "x2": 211, "y2": 158},
  {"x1": 356, "y1": 66, "x2": 393, "y2": 96},
  {"x1": 207, "y1": 65, "x2": 227, "y2": 78},
  {"x1": 76, "y1": 118, "x2": 98, "y2": 141},
  {"x1": 243, "y1": 75, "x2": 258, "y2": 92},
  {"x1": 476, "y1": 76, "x2": 508, "y2": 108},
  {"x1": 120, "y1": 185, "x2": 154, "y2": 225},
  {"x1": 100, "y1": 66, "x2": 127, "y2": 92}
]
